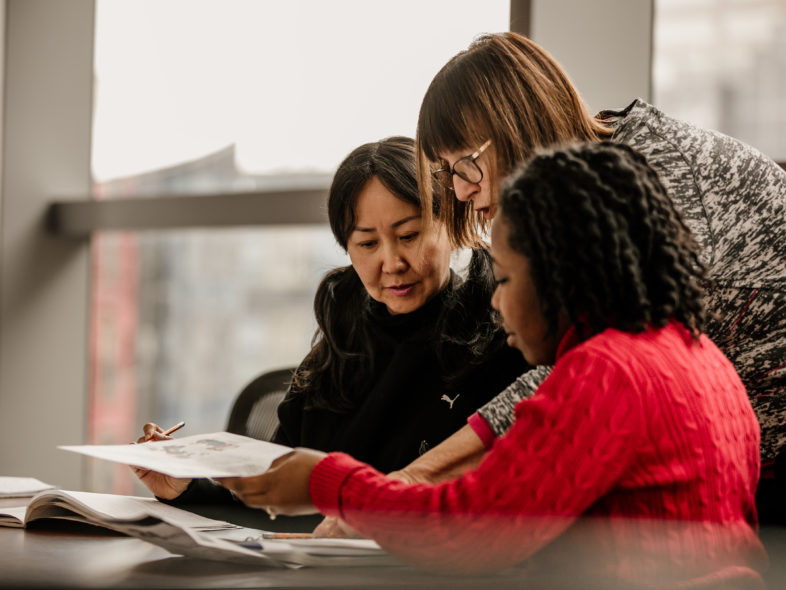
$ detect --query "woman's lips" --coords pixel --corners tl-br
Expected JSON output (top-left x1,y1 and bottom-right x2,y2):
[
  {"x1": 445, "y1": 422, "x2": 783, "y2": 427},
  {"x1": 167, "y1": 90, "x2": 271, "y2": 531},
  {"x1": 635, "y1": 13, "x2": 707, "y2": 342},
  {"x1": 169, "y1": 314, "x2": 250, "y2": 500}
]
[
  {"x1": 387, "y1": 283, "x2": 415, "y2": 296},
  {"x1": 476, "y1": 206, "x2": 492, "y2": 220}
]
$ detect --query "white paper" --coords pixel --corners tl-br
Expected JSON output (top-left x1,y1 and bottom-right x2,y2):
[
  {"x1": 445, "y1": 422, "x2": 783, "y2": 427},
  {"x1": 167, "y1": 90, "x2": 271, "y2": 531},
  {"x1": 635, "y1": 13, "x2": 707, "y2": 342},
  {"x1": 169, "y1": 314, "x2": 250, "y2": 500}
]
[
  {"x1": 195, "y1": 529, "x2": 397, "y2": 567},
  {"x1": 0, "y1": 476, "x2": 56, "y2": 497},
  {"x1": 58, "y1": 432, "x2": 291, "y2": 478}
]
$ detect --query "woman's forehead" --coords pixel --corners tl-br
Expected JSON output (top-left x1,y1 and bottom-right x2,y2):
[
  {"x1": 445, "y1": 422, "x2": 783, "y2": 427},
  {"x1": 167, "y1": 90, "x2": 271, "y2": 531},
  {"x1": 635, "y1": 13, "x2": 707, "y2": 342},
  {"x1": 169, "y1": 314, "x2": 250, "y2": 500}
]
[{"x1": 352, "y1": 181, "x2": 421, "y2": 223}]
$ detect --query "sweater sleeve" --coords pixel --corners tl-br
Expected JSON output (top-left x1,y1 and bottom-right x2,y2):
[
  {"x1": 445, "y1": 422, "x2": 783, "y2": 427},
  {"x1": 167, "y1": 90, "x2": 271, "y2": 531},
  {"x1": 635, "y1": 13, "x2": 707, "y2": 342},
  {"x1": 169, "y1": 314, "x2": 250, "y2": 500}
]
[
  {"x1": 310, "y1": 350, "x2": 642, "y2": 572},
  {"x1": 472, "y1": 365, "x2": 552, "y2": 440},
  {"x1": 159, "y1": 477, "x2": 239, "y2": 506}
]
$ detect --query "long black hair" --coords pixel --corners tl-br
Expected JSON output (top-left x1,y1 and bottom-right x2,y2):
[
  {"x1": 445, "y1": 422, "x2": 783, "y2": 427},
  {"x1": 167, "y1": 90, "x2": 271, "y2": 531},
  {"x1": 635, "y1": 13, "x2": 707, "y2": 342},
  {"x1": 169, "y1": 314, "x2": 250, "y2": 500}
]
[
  {"x1": 291, "y1": 136, "x2": 507, "y2": 412},
  {"x1": 498, "y1": 141, "x2": 707, "y2": 342}
]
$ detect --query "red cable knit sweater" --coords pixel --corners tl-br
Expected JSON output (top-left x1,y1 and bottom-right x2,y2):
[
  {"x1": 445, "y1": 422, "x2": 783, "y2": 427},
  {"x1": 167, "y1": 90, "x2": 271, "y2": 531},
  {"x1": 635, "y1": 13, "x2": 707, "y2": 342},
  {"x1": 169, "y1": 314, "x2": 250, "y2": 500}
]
[{"x1": 309, "y1": 322, "x2": 766, "y2": 587}]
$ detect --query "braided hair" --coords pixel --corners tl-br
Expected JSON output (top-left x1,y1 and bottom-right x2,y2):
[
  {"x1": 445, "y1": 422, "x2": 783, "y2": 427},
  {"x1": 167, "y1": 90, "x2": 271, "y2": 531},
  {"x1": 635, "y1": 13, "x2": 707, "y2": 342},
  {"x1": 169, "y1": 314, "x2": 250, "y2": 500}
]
[{"x1": 498, "y1": 141, "x2": 707, "y2": 342}]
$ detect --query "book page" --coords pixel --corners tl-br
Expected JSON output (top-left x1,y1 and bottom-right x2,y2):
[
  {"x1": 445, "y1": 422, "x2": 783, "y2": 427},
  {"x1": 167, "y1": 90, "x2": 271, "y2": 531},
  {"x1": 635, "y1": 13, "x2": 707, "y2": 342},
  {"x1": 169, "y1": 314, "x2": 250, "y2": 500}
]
[
  {"x1": 58, "y1": 432, "x2": 291, "y2": 478},
  {"x1": 25, "y1": 490, "x2": 238, "y2": 531},
  {"x1": 0, "y1": 506, "x2": 27, "y2": 528},
  {"x1": 0, "y1": 476, "x2": 55, "y2": 498}
]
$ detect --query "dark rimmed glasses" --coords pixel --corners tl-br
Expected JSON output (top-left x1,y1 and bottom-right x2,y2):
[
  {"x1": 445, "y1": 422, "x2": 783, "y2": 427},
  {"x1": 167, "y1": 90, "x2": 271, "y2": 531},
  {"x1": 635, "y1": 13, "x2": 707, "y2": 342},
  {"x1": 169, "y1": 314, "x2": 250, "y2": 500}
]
[{"x1": 432, "y1": 139, "x2": 492, "y2": 191}]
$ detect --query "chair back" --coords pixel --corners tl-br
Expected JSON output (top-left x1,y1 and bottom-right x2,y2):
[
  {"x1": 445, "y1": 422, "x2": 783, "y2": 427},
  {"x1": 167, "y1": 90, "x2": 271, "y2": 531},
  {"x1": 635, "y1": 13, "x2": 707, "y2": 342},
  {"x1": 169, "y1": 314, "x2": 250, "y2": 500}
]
[{"x1": 226, "y1": 367, "x2": 295, "y2": 441}]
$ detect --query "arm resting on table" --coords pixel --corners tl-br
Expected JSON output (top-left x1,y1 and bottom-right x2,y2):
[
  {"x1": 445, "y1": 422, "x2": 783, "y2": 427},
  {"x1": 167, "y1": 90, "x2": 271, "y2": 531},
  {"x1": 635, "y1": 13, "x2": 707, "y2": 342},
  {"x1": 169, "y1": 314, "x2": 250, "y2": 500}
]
[{"x1": 389, "y1": 423, "x2": 487, "y2": 485}]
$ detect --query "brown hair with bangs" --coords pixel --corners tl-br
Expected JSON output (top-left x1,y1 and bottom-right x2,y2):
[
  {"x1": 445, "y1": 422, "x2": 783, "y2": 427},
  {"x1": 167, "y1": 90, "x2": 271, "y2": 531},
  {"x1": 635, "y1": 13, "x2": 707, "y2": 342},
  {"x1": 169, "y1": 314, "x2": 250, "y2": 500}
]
[{"x1": 416, "y1": 32, "x2": 614, "y2": 247}]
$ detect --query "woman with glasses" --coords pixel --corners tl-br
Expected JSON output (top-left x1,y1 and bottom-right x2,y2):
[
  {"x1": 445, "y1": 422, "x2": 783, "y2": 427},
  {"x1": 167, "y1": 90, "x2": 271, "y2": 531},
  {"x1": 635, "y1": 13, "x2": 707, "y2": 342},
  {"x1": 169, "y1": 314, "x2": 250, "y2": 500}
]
[
  {"x1": 387, "y1": 32, "x2": 786, "y2": 526},
  {"x1": 220, "y1": 142, "x2": 766, "y2": 587},
  {"x1": 133, "y1": 136, "x2": 527, "y2": 529}
]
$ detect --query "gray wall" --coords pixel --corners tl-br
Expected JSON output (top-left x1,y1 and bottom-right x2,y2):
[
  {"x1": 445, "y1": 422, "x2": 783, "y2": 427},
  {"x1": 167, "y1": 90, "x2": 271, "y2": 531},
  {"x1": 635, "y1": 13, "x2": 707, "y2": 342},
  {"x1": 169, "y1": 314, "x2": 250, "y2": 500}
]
[
  {"x1": 0, "y1": 0, "x2": 94, "y2": 489},
  {"x1": 530, "y1": 0, "x2": 653, "y2": 114}
]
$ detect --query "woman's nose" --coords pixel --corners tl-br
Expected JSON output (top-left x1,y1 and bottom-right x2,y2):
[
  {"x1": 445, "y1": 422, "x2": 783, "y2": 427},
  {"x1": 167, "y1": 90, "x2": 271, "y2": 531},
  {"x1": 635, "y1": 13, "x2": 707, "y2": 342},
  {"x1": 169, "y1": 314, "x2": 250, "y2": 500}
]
[
  {"x1": 452, "y1": 175, "x2": 476, "y2": 203},
  {"x1": 381, "y1": 246, "x2": 407, "y2": 273}
]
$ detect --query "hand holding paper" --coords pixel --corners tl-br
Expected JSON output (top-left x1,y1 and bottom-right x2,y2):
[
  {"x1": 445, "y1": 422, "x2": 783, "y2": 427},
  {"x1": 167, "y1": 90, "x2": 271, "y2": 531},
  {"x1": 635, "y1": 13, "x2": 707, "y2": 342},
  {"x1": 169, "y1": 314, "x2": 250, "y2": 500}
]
[
  {"x1": 131, "y1": 421, "x2": 191, "y2": 499},
  {"x1": 131, "y1": 463, "x2": 191, "y2": 500},
  {"x1": 219, "y1": 448, "x2": 327, "y2": 517}
]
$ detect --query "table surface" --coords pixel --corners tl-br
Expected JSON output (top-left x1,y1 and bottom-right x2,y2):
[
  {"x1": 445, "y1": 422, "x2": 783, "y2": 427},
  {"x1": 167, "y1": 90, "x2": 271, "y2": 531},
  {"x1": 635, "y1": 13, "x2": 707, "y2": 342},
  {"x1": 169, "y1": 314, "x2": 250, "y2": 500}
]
[
  {"x1": 3, "y1": 520, "x2": 786, "y2": 589},
  {"x1": 0, "y1": 525, "x2": 557, "y2": 590}
]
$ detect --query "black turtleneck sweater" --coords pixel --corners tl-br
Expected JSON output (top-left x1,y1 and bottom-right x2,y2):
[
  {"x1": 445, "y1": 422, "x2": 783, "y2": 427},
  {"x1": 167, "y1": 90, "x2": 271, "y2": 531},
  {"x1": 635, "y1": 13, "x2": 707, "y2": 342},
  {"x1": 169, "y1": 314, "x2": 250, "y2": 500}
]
[{"x1": 273, "y1": 281, "x2": 528, "y2": 474}]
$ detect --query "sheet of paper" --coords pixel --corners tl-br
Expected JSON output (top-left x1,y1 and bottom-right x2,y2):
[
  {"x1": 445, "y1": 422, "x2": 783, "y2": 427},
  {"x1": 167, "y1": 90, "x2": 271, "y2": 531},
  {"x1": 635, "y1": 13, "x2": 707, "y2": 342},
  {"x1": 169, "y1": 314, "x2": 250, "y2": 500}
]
[
  {"x1": 194, "y1": 528, "x2": 397, "y2": 567},
  {"x1": 0, "y1": 476, "x2": 55, "y2": 497},
  {"x1": 58, "y1": 432, "x2": 291, "y2": 478}
]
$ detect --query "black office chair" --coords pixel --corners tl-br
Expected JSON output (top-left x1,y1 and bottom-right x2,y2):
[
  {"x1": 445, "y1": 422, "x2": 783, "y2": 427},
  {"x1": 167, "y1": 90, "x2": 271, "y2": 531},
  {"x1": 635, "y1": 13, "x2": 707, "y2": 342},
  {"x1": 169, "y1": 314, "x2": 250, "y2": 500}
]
[
  {"x1": 200, "y1": 366, "x2": 320, "y2": 532},
  {"x1": 226, "y1": 367, "x2": 295, "y2": 442}
]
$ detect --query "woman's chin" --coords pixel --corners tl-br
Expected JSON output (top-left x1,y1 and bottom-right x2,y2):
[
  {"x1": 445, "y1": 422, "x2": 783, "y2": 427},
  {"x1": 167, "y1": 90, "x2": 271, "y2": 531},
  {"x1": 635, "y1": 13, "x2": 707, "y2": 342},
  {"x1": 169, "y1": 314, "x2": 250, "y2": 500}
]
[
  {"x1": 508, "y1": 336, "x2": 535, "y2": 363},
  {"x1": 384, "y1": 298, "x2": 422, "y2": 315}
]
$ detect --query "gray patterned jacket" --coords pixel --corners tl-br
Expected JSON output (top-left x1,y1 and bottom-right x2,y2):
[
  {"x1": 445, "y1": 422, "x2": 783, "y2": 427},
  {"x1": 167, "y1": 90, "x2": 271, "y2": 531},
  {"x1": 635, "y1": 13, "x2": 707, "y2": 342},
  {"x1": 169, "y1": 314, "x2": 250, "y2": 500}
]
[{"x1": 477, "y1": 99, "x2": 786, "y2": 464}]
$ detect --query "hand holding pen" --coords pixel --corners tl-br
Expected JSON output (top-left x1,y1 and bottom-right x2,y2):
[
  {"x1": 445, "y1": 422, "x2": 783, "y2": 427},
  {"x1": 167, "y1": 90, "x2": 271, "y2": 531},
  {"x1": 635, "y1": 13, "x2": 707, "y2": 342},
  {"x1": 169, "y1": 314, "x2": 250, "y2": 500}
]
[
  {"x1": 131, "y1": 420, "x2": 190, "y2": 500},
  {"x1": 136, "y1": 421, "x2": 185, "y2": 444}
]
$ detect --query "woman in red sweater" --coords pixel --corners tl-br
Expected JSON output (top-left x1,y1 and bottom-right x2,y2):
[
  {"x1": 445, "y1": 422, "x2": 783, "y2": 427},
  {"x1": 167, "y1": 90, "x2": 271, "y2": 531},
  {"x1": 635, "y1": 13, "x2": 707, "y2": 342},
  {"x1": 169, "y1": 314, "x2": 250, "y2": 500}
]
[{"x1": 221, "y1": 142, "x2": 766, "y2": 588}]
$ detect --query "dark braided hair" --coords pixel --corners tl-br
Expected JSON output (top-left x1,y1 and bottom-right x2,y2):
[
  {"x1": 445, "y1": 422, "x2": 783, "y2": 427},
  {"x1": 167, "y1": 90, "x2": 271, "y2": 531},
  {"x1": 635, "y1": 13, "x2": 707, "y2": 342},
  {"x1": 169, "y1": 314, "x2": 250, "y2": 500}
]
[{"x1": 498, "y1": 141, "x2": 707, "y2": 342}]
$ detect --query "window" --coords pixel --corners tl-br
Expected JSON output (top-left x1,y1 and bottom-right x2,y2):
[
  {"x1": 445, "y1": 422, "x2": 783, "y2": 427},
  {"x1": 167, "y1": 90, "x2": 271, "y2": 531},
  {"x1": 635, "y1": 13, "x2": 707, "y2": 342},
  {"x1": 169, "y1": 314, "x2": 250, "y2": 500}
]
[
  {"x1": 653, "y1": 0, "x2": 786, "y2": 162},
  {"x1": 89, "y1": 0, "x2": 510, "y2": 493}
]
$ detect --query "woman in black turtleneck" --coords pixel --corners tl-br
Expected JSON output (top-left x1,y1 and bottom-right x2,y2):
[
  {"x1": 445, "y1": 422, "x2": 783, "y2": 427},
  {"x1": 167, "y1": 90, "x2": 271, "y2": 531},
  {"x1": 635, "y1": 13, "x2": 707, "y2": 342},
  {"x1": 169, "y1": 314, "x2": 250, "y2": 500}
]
[
  {"x1": 133, "y1": 136, "x2": 527, "y2": 530},
  {"x1": 272, "y1": 136, "x2": 526, "y2": 474}
]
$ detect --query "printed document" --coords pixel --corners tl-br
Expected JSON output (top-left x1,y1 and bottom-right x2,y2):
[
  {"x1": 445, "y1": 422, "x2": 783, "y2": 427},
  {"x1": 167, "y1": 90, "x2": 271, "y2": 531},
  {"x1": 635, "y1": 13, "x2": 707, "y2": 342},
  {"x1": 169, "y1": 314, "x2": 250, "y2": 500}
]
[{"x1": 59, "y1": 432, "x2": 291, "y2": 478}]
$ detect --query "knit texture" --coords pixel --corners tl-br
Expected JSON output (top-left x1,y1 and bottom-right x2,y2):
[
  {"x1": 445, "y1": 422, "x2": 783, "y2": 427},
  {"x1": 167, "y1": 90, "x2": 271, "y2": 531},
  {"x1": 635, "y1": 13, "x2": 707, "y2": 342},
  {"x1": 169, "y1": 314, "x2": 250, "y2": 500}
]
[
  {"x1": 475, "y1": 100, "x2": 786, "y2": 467},
  {"x1": 274, "y1": 272, "x2": 527, "y2": 473},
  {"x1": 311, "y1": 322, "x2": 766, "y2": 588}
]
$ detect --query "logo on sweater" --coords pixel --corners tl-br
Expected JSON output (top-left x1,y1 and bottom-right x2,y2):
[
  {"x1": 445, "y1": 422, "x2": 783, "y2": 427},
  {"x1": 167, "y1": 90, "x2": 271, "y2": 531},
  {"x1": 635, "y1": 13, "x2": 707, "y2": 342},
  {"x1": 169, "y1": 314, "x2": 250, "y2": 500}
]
[{"x1": 441, "y1": 393, "x2": 460, "y2": 409}]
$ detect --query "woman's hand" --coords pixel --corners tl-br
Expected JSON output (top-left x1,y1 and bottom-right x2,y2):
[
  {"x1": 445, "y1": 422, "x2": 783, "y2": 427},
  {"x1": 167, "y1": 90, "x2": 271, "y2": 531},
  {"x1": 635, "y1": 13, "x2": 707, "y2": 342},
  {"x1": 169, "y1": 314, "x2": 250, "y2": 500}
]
[
  {"x1": 386, "y1": 424, "x2": 487, "y2": 485},
  {"x1": 386, "y1": 468, "x2": 420, "y2": 484},
  {"x1": 129, "y1": 422, "x2": 191, "y2": 500},
  {"x1": 218, "y1": 448, "x2": 327, "y2": 518},
  {"x1": 312, "y1": 516, "x2": 362, "y2": 539}
]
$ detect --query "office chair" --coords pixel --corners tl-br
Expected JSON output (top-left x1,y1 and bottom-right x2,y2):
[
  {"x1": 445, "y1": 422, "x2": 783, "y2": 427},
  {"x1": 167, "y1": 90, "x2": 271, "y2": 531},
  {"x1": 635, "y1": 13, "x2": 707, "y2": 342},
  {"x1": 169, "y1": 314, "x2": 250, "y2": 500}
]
[{"x1": 226, "y1": 367, "x2": 295, "y2": 442}]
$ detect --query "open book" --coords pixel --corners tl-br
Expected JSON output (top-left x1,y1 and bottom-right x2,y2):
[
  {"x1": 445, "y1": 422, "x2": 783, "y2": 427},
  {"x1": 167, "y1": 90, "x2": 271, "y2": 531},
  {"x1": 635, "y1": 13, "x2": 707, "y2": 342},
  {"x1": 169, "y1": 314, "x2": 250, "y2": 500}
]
[
  {"x1": 0, "y1": 489, "x2": 394, "y2": 567},
  {"x1": 0, "y1": 488, "x2": 236, "y2": 530}
]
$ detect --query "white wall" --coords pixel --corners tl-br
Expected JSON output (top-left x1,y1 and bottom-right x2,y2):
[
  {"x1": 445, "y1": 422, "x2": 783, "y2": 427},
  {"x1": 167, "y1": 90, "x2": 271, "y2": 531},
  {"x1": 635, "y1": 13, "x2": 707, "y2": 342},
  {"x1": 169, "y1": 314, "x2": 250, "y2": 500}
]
[
  {"x1": 530, "y1": 0, "x2": 653, "y2": 114},
  {"x1": 0, "y1": 0, "x2": 94, "y2": 489}
]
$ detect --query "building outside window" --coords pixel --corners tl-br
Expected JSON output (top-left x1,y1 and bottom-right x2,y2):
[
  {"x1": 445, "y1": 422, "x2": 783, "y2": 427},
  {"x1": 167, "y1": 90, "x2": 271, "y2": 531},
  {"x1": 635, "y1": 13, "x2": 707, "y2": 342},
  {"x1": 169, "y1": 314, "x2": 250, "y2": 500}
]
[
  {"x1": 89, "y1": 0, "x2": 511, "y2": 493},
  {"x1": 653, "y1": 0, "x2": 786, "y2": 162}
]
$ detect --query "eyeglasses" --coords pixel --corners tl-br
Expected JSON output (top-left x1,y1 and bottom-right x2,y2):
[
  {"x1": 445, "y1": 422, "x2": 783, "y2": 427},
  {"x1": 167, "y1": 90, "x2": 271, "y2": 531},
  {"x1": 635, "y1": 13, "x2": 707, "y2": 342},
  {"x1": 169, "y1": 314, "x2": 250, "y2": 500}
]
[{"x1": 432, "y1": 139, "x2": 492, "y2": 191}]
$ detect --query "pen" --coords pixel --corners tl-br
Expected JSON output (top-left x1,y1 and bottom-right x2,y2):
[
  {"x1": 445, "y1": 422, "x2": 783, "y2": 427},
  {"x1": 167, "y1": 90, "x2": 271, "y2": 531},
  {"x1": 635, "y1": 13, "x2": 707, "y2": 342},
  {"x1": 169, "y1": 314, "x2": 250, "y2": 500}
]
[
  {"x1": 162, "y1": 421, "x2": 185, "y2": 436},
  {"x1": 261, "y1": 532, "x2": 313, "y2": 539}
]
